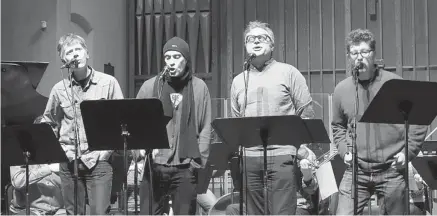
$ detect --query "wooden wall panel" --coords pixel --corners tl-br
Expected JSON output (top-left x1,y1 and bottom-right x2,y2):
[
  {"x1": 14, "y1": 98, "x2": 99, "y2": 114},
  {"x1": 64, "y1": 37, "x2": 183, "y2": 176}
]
[
  {"x1": 128, "y1": 0, "x2": 437, "y2": 139},
  {"x1": 132, "y1": 0, "x2": 211, "y2": 89}
]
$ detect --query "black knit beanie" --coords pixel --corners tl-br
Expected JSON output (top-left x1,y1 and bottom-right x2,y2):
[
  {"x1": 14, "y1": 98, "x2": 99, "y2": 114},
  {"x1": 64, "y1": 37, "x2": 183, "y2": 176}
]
[{"x1": 163, "y1": 37, "x2": 190, "y2": 62}]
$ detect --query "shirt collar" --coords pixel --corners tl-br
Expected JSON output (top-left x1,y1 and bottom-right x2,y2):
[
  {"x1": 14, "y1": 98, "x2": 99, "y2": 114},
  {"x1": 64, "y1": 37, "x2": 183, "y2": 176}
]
[{"x1": 69, "y1": 66, "x2": 97, "y2": 89}]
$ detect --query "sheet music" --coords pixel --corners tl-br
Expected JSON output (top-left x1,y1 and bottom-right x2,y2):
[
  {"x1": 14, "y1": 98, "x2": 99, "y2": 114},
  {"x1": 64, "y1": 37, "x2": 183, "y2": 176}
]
[{"x1": 315, "y1": 161, "x2": 338, "y2": 200}]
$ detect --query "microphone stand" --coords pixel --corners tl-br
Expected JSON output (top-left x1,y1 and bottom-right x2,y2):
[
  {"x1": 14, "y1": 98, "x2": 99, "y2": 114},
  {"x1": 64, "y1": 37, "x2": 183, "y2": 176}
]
[
  {"x1": 68, "y1": 65, "x2": 81, "y2": 215},
  {"x1": 350, "y1": 66, "x2": 360, "y2": 215},
  {"x1": 237, "y1": 55, "x2": 256, "y2": 215}
]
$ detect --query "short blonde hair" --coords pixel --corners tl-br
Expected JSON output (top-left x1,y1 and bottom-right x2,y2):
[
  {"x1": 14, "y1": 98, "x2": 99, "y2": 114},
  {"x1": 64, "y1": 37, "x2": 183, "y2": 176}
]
[{"x1": 57, "y1": 33, "x2": 88, "y2": 63}]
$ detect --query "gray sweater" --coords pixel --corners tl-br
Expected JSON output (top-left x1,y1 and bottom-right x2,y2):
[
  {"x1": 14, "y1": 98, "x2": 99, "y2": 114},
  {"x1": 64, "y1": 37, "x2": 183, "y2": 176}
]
[
  {"x1": 230, "y1": 59, "x2": 315, "y2": 156},
  {"x1": 331, "y1": 69, "x2": 427, "y2": 172}
]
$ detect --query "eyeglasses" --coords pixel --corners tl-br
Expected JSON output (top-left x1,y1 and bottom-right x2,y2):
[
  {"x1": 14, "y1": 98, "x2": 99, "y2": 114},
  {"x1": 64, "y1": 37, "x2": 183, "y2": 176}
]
[
  {"x1": 245, "y1": 34, "x2": 272, "y2": 44},
  {"x1": 349, "y1": 50, "x2": 373, "y2": 59}
]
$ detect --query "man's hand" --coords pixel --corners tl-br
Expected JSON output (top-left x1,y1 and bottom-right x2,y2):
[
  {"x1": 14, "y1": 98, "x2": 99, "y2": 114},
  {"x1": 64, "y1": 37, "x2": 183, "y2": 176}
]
[
  {"x1": 413, "y1": 174, "x2": 424, "y2": 189},
  {"x1": 344, "y1": 152, "x2": 352, "y2": 166},
  {"x1": 300, "y1": 159, "x2": 313, "y2": 181},
  {"x1": 140, "y1": 149, "x2": 159, "y2": 159},
  {"x1": 391, "y1": 152, "x2": 405, "y2": 169}
]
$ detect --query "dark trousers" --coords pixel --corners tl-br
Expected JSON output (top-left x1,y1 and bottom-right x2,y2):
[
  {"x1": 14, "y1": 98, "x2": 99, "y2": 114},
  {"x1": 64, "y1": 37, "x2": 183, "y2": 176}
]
[
  {"x1": 243, "y1": 155, "x2": 297, "y2": 215},
  {"x1": 336, "y1": 168, "x2": 406, "y2": 215},
  {"x1": 140, "y1": 164, "x2": 197, "y2": 215},
  {"x1": 226, "y1": 203, "x2": 311, "y2": 215},
  {"x1": 59, "y1": 161, "x2": 113, "y2": 215}
]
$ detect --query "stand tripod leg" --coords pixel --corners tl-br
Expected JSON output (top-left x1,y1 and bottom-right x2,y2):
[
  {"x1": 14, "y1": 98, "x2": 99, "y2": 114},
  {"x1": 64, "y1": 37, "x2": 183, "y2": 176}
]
[
  {"x1": 238, "y1": 146, "x2": 244, "y2": 215},
  {"x1": 147, "y1": 151, "x2": 154, "y2": 216},
  {"x1": 263, "y1": 145, "x2": 268, "y2": 215},
  {"x1": 134, "y1": 160, "x2": 138, "y2": 215},
  {"x1": 260, "y1": 128, "x2": 269, "y2": 215},
  {"x1": 404, "y1": 120, "x2": 410, "y2": 215},
  {"x1": 24, "y1": 152, "x2": 30, "y2": 216},
  {"x1": 74, "y1": 150, "x2": 79, "y2": 215},
  {"x1": 123, "y1": 147, "x2": 128, "y2": 215},
  {"x1": 121, "y1": 124, "x2": 129, "y2": 215},
  {"x1": 352, "y1": 150, "x2": 358, "y2": 215}
]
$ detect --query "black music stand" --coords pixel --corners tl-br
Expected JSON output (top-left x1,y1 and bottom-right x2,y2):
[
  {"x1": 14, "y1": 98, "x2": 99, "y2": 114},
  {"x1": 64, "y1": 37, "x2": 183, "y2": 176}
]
[
  {"x1": 359, "y1": 79, "x2": 437, "y2": 215},
  {"x1": 1, "y1": 123, "x2": 68, "y2": 215},
  {"x1": 196, "y1": 141, "x2": 234, "y2": 195},
  {"x1": 1, "y1": 61, "x2": 49, "y2": 212},
  {"x1": 412, "y1": 156, "x2": 437, "y2": 189},
  {"x1": 331, "y1": 154, "x2": 348, "y2": 187},
  {"x1": 80, "y1": 98, "x2": 171, "y2": 215},
  {"x1": 212, "y1": 115, "x2": 331, "y2": 215}
]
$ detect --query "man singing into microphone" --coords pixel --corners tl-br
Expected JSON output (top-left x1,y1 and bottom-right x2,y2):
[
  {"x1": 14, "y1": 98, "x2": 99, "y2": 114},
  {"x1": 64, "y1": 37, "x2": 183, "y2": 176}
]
[
  {"x1": 332, "y1": 28, "x2": 427, "y2": 215},
  {"x1": 42, "y1": 33, "x2": 124, "y2": 214},
  {"x1": 135, "y1": 36, "x2": 212, "y2": 215},
  {"x1": 230, "y1": 20, "x2": 314, "y2": 215}
]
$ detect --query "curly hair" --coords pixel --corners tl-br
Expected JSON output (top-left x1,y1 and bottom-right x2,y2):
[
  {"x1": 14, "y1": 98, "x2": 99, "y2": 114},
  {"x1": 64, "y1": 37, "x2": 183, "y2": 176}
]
[
  {"x1": 345, "y1": 28, "x2": 376, "y2": 53},
  {"x1": 57, "y1": 33, "x2": 88, "y2": 63},
  {"x1": 243, "y1": 20, "x2": 275, "y2": 47}
]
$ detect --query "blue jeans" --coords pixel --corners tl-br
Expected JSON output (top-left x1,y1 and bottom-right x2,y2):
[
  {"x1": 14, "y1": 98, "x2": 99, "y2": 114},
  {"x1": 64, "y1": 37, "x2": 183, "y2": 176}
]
[
  {"x1": 336, "y1": 168, "x2": 406, "y2": 215},
  {"x1": 243, "y1": 155, "x2": 297, "y2": 215},
  {"x1": 59, "y1": 161, "x2": 113, "y2": 215}
]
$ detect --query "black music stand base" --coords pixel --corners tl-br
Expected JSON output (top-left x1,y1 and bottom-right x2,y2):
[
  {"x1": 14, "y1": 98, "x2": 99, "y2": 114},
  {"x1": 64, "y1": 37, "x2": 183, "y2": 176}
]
[
  {"x1": 238, "y1": 146, "x2": 244, "y2": 215},
  {"x1": 121, "y1": 124, "x2": 129, "y2": 215},
  {"x1": 260, "y1": 128, "x2": 269, "y2": 215},
  {"x1": 403, "y1": 118, "x2": 411, "y2": 215},
  {"x1": 134, "y1": 160, "x2": 138, "y2": 214},
  {"x1": 24, "y1": 152, "x2": 30, "y2": 215},
  {"x1": 399, "y1": 100, "x2": 413, "y2": 215},
  {"x1": 147, "y1": 151, "x2": 154, "y2": 216},
  {"x1": 2, "y1": 124, "x2": 68, "y2": 216}
]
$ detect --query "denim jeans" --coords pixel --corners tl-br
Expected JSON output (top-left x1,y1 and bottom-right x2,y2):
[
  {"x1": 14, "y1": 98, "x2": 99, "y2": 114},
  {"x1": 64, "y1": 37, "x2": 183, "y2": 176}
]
[
  {"x1": 336, "y1": 168, "x2": 406, "y2": 215},
  {"x1": 59, "y1": 161, "x2": 113, "y2": 215},
  {"x1": 140, "y1": 164, "x2": 197, "y2": 215},
  {"x1": 243, "y1": 155, "x2": 297, "y2": 215}
]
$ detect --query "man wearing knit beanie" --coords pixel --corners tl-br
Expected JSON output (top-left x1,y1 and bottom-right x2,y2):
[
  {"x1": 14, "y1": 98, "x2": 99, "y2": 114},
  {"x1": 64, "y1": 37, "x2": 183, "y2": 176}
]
[{"x1": 134, "y1": 36, "x2": 212, "y2": 215}]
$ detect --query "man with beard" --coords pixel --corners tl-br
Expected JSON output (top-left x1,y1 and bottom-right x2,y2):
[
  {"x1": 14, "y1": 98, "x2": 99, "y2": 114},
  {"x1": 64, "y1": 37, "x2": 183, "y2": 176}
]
[
  {"x1": 42, "y1": 33, "x2": 124, "y2": 214},
  {"x1": 332, "y1": 28, "x2": 427, "y2": 215},
  {"x1": 135, "y1": 36, "x2": 212, "y2": 215},
  {"x1": 230, "y1": 20, "x2": 315, "y2": 215}
]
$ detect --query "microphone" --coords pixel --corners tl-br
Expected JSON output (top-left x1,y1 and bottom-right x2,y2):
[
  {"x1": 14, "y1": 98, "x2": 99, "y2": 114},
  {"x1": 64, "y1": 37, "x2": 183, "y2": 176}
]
[
  {"x1": 247, "y1": 53, "x2": 256, "y2": 62},
  {"x1": 244, "y1": 53, "x2": 256, "y2": 71},
  {"x1": 61, "y1": 56, "x2": 79, "y2": 69},
  {"x1": 160, "y1": 65, "x2": 170, "y2": 80},
  {"x1": 353, "y1": 62, "x2": 364, "y2": 76}
]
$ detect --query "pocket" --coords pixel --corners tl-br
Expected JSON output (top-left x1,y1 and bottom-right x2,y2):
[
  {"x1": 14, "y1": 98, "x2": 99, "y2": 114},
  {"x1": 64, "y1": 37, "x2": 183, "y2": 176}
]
[{"x1": 60, "y1": 102, "x2": 75, "y2": 119}]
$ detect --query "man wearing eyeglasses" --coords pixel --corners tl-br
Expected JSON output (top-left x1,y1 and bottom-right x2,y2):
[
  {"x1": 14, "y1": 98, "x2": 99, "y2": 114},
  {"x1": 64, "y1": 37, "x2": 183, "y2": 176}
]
[
  {"x1": 230, "y1": 20, "x2": 315, "y2": 215},
  {"x1": 332, "y1": 29, "x2": 427, "y2": 215}
]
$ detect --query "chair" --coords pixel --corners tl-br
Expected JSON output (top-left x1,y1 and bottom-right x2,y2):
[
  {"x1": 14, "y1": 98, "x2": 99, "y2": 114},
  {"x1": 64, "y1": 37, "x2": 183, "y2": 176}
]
[{"x1": 4, "y1": 183, "x2": 14, "y2": 215}]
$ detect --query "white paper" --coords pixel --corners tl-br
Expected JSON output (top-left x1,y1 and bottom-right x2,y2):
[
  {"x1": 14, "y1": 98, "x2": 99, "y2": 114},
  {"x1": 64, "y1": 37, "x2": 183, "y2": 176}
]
[
  {"x1": 408, "y1": 163, "x2": 419, "y2": 191},
  {"x1": 315, "y1": 161, "x2": 338, "y2": 200}
]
